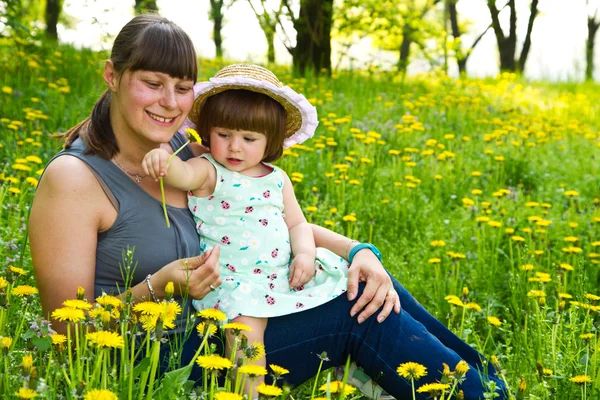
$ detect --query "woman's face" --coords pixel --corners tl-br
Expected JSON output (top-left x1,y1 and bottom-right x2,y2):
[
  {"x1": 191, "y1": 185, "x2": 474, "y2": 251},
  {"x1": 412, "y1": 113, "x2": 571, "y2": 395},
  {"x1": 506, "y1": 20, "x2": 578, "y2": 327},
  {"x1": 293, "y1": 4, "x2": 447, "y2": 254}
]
[{"x1": 106, "y1": 65, "x2": 194, "y2": 147}]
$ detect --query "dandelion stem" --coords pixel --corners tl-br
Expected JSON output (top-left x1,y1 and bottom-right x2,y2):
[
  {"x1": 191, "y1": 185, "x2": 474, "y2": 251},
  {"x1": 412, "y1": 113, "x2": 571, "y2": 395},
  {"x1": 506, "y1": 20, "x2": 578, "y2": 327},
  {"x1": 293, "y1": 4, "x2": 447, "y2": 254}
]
[{"x1": 311, "y1": 357, "x2": 326, "y2": 399}]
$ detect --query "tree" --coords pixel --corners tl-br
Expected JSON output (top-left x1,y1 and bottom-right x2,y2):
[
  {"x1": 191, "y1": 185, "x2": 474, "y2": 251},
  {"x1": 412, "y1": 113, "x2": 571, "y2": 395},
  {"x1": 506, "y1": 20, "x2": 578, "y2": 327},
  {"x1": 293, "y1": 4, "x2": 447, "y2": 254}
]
[
  {"x1": 247, "y1": 0, "x2": 285, "y2": 64},
  {"x1": 586, "y1": 0, "x2": 600, "y2": 81},
  {"x1": 280, "y1": 0, "x2": 334, "y2": 76},
  {"x1": 447, "y1": 0, "x2": 495, "y2": 75},
  {"x1": 134, "y1": 0, "x2": 158, "y2": 14},
  {"x1": 45, "y1": 0, "x2": 62, "y2": 41},
  {"x1": 209, "y1": 0, "x2": 236, "y2": 59},
  {"x1": 486, "y1": 0, "x2": 540, "y2": 73},
  {"x1": 335, "y1": 0, "x2": 442, "y2": 75}
]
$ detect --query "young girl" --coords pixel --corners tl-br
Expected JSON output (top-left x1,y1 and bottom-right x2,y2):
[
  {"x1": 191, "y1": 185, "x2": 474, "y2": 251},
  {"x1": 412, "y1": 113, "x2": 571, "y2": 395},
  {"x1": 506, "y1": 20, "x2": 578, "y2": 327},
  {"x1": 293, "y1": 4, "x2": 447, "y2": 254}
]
[{"x1": 142, "y1": 63, "x2": 350, "y2": 388}]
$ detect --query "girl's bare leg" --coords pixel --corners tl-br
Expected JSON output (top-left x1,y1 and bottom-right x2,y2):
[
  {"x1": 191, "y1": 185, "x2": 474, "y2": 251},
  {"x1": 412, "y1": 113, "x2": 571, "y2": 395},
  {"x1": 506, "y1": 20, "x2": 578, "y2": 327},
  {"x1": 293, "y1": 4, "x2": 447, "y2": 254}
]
[{"x1": 227, "y1": 315, "x2": 268, "y2": 398}]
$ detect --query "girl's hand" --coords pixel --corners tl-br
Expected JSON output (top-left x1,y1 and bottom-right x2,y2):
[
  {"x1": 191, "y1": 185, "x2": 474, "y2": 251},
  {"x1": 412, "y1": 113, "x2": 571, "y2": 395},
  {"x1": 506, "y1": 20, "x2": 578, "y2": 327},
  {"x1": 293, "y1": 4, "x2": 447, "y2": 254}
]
[
  {"x1": 142, "y1": 148, "x2": 171, "y2": 181},
  {"x1": 289, "y1": 253, "x2": 316, "y2": 289},
  {"x1": 347, "y1": 249, "x2": 401, "y2": 324},
  {"x1": 153, "y1": 245, "x2": 222, "y2": 300}
]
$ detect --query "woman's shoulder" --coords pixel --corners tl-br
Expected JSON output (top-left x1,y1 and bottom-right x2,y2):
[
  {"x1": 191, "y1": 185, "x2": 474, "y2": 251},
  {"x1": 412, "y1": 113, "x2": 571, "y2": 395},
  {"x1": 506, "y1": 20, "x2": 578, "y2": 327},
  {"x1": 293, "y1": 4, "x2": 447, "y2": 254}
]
[{"x1": 41, "y1": 155, "x2": 105, "y2": 197}]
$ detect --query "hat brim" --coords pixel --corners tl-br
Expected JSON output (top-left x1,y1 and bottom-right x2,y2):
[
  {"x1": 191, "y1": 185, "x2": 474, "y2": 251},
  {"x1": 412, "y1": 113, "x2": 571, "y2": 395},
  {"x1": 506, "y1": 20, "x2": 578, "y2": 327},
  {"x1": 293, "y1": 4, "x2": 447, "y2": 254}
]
[{"x1": 187, "y1": 76, "x2": 318, "y2": 148}]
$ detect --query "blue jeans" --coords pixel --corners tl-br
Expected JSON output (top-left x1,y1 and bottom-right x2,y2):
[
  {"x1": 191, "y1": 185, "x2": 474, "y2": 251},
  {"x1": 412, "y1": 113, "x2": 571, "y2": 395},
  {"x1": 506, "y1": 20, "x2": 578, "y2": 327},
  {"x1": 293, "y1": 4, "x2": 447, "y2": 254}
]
[{"x1": 175, "y1": 277, "x2": 507, "y2": 399}]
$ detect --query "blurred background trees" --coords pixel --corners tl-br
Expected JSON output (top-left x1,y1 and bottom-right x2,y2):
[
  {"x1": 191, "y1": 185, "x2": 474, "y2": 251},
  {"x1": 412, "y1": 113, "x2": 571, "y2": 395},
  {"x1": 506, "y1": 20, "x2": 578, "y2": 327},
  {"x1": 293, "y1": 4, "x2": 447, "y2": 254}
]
[{"x1": 1, "y1": 0, "x2": 598, "y2": 81}]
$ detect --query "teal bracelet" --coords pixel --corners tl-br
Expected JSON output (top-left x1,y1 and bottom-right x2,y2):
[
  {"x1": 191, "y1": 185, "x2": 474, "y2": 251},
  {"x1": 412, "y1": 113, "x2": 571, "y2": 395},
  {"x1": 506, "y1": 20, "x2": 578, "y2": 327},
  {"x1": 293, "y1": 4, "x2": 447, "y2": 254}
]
[{"x1": 348, "y1": 243, "x2": 382, "y2": 264}]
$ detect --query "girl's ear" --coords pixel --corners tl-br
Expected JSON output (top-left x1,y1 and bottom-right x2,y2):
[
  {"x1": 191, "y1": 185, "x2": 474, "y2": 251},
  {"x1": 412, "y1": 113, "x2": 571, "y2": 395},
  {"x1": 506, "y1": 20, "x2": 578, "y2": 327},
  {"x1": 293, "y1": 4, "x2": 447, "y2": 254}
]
[{"x1": 103, "y1": 60, "x2": 118, "y2": 92}]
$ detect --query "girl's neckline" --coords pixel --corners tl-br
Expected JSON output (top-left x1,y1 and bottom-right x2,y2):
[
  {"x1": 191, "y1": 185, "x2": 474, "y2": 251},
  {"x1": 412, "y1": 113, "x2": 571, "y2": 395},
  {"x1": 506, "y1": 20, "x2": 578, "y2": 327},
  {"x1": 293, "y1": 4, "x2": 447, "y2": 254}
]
[{"x1": 204, "y1": 154, "x2": 275, "y2": 179}]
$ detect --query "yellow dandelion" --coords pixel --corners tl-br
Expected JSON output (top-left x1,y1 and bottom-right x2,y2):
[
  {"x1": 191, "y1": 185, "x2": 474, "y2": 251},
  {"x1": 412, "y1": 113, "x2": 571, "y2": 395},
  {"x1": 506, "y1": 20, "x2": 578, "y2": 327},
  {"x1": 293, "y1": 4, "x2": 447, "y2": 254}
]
[
  {"x1": 269, "y1": 364, "x2": 289, "y2": 376},
  {"x1": 245, "y1": 341, "x2": 266, "y2": 362},
  {"x1": 11, "y1": 285, "x2": 39, "y2": 297},
  {"x1": 569, "y1": 375, "x2": 592, "y2": 384},
  {"x1": 196, "y1": 355, "x2": 233, "y2": 370},
  {"x1": 198, "y1": 308, "x2": 227, "y2": 322},
  {"x1": 185, "y1": 128, "x2": 202, "y2": 143},
  {"x1": 417, "y1": 382, "x2": 450, "y2": 394},
  {"x1": 0, "y1": 276, "x2": 7, "y2": 291},
  {"x1": 86, "y1": 331, "x2": 125, "y2": 349},
  {"x1": 16, "y1": 388, "x2": 38, "y2": 399},
  {"x1": 559, "y1": 263, "x2": 574, "y2": 271},
  {"x1": 9, "y1": 266, "x2": 27, "y2": 275},
  {"x1": 95, "y1": 294, "x2": 123, "y2": 309},
  {"x1": 1, "y1": 336, "x2": 13, "y2": 349},
  {"x1": 564, "y1": 190, "x2": 579, "y2": 197},
  {"x1": 580, "y1": 333, "x2": 594, "y2": 340},
  {"x1": 584, "y1": 293, "x2": 600, "y2": 301},
  {"x1": 238, "y1": 364, "x2": 268, "y2": 376},
  {"x1": 256, "y1": 383, "x2": 283, "y2": 397},
  {"x1": 511, "y1": 235, "x2": 526, "y2": 242},
  {"x1": 559, "y1": 293, "x2": 573, "y2": 299},
  {"x1": 83, "y1": 389, "x2": 118, "y2": 400},
  {"x1": 50, "y1": 334, "x2": 67, "y2": 345},
  {"x1": 487, "y1": 316, "x2": 502, "y2": 327},
  {"x1": 397, "y1": 362, "x2": 427, "y2": 379},
  {"x1": 52, "y1": 307, "x2": 85, "y2": 323},
  {"x1": 445, "y1": 295, "x2": 464, "y2": 307},
  {"x1": 342, "y1": 215, "x2": 357, "y2": 222},
  {"x1": 430, "y1": 240, "x2": 446, "y2": 247},
  {"x1": 196, "y1": 322, "x2": 218, "y2": 336},
  {"x1": 306, "y1": 206, "x2": 318, "y2": 212},
  {"x1": 134, "y1": 301, "x2": 162, "y2": 315},
  {"x1": 223, "y1": 322, "x2": 253, "y2": 334},
  {"x1": 465, "y1": 302, "x2": 482, "y2": 312},
  {"x1": 62, "y1": 299, "x2": 92, "y2": 310},
  {"x1": 214, "y1": 393, "x2": 242, "y2": 400},
  {"x1": 454, "y1": 360, "x2": 470, "y2": 377},
  {"x1": 520, "y1": 264, "x2": 534, "y2": 271},
  {"x1": 319, "y1": 381, "x2": 357, "y2": 394}
]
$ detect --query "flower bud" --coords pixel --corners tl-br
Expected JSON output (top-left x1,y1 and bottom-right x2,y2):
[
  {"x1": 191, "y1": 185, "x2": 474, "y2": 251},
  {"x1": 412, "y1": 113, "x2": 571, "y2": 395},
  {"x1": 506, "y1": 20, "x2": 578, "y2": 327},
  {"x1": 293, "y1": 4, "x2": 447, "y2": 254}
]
[
  {"x1": 77, "y1": 286, "x2": 85, "y2": 300},
  {"x1": 165, "y1": 282, "x2": 174, "y2": 300}
]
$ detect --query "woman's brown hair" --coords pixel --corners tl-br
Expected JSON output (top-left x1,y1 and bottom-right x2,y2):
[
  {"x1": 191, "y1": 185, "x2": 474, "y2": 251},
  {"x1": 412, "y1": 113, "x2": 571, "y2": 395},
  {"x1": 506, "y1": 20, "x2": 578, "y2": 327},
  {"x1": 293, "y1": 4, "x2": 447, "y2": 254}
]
[
  {"x1": 195, "y1": 90, "x2": 287, "y2": 163},
  {"x1": 63, "y1": 14, "x2": 198, "y2": 159}
]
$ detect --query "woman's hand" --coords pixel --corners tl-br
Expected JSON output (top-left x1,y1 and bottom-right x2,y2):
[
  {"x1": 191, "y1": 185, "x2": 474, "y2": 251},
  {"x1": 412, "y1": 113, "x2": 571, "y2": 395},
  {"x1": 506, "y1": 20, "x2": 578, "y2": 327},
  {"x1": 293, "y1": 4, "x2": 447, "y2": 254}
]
[
  {"x1": 347, "y1": 249, "x2": 401, "y2": 324},
  {"x1": 153, "y1": 245, "x2": 222, "y2": 300}
]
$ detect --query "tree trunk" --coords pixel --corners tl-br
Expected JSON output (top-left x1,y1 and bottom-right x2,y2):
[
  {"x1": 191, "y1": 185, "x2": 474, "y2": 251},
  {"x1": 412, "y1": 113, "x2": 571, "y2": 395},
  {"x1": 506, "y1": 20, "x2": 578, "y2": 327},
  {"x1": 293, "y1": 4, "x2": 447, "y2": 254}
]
[
  {"x1": 210, "y1": 0, "x2": 225, "y2": 59},
  {"x1": 586, "y1": 16, "x2": 600, "y2": 81},
  {"x1": 447, "y1": 0, "x2": 466, "y2": 75},
  {"x1": 517, "y1": 0, "x2": 539, "y2": 73},
  {"x1": 266, "y1": 29, "x2": 275, "y2": 64},
  {"x1": 292, "y1": 0, "x2": 333, "y2": 76},
  {"x1": 135, "y1": 0, "x2": 158, "y2": 14},
  {"x1": 397, "y1": 24, "x2": 413, "y2": 74},
  {"x1": 45, "y1": 0, "x2": 60, "y2": 41}
]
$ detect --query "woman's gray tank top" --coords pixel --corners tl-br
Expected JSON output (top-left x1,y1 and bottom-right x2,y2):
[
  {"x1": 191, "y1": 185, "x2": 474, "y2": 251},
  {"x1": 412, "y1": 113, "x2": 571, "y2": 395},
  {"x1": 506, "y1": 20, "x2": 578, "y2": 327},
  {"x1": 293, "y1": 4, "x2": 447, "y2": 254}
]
[{"x1": 50, "y1": 132, "x2": 200, "y2": 332}]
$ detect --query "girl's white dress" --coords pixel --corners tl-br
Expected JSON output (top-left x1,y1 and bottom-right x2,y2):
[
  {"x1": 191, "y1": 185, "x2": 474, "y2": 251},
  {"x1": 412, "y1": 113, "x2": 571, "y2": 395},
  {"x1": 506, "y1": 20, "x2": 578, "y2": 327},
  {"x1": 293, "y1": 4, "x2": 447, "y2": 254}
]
[{"x1": 190, "y1": 155, "x2": 349, "y2": 320}]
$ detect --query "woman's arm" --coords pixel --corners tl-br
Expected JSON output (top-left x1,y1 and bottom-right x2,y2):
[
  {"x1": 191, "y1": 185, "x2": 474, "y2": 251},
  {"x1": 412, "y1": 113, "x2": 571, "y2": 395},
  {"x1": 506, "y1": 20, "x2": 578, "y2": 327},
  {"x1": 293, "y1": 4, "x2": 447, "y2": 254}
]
[
  {"x1": 30, "y1": 156, "x2": 222, "y2": 334},
  {"x1": 30, "y1": 156, "x2": 110, "y2": 334},
  {"x1": 311, "y1": 224, "x2": 401, "y2": 323}
]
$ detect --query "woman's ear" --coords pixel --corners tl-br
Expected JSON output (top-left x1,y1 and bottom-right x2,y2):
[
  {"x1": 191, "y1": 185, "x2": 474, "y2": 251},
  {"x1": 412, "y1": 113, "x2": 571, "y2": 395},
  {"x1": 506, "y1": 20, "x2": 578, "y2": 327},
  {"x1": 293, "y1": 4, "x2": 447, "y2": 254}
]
[{"x1": 103, "y1": 60, "x2": 118, "y2": 92}]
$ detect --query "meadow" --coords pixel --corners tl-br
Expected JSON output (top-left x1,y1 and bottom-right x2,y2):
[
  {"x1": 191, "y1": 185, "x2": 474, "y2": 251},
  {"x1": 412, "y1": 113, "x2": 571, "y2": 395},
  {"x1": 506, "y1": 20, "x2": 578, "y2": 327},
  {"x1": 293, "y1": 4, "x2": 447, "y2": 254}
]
[{"x1": 1, "y1": 32, "x2": 599, "y2": 399}]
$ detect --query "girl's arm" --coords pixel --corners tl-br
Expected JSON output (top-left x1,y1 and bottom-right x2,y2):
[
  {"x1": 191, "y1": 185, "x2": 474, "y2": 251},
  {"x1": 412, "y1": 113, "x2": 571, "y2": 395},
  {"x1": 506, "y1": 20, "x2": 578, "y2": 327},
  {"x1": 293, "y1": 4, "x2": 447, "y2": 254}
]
[
  {"x1": 142, "y1": 148, "x2": 215, "y2": 192},
  {"x1": 281, "y1": 171, "x2": 316, "y2": 288}
]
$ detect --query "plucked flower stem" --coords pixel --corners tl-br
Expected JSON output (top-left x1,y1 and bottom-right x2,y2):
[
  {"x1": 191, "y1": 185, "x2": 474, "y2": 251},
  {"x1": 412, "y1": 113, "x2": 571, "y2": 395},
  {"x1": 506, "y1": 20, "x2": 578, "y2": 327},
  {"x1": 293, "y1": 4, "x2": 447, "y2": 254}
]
[{"x1": 161, "y1": 140, "x2": 191, "y2": 228}]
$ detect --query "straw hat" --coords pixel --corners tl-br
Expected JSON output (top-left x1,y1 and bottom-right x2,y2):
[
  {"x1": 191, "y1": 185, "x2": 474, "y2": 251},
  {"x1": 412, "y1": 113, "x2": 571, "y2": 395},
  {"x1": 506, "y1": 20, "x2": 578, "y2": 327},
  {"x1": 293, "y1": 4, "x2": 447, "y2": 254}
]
[{"x1": 185, "y1": 64, "x2": 318, "y2": 148}]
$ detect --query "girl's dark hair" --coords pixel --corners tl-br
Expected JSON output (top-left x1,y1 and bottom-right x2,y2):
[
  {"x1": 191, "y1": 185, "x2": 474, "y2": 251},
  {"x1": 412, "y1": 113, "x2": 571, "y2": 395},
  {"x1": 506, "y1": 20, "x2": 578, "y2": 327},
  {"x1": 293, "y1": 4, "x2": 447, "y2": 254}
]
[
  {"x1": 195, "y1": 90, "x2": 287, "y2": 163},
  {"x1": 63, "y1": 14, "x2": 198, "y2": 159}
]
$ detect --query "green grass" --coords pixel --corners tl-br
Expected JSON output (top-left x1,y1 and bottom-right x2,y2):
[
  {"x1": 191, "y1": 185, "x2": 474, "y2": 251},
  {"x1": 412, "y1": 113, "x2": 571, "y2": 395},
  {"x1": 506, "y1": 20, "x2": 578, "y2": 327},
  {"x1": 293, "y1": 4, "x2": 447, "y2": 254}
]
[{"x1": 1, "y1": 32, "x2": 600, "y2": 399}]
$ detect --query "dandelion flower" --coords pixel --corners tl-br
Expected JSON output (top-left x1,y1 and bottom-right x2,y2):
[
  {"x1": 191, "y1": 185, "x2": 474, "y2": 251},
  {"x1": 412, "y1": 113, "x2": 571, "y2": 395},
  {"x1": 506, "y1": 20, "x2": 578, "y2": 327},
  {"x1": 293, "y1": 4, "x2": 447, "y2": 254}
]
[
  {"x1": 580, "y1": 333, "x2": 594, "y2": 340},
  {"x1": 397, "y1": 362, "x2": 427, "y2": 379},
  {"x1": 223, "y1": 322, "x2": 253, "y2": 334},
  {"x1": 245, "y1": 341, "x2": 266, "y2": 361},
  {"x1": 95, "y1": 295, "x2": 123, "y2": 309},
  {"x1": 487, "y1": 316, "x2": 502, "y2": 327},
  {"x1": 569, "y1": 375, "x2": 592, "y2": 384},
  {"x1": 62, "y1": 299, "x2": 92, "y2": 310},
  {"x1": 50, "y1": 334, "x2": 67, "y2": 345},
  {"x1": 185, "y1": 128, "x2": 202, "y2": 143},
  {"x1": 198, "y1": 308, "x2": 227, "y2": 322},
  {"x1": 16, "y1": 388, "x2": 38, "y2": 399},
  {"x1": 11, "y1": 285, "x2": 39, "y2": 297},
  {"x1": 417, "y1": 382, "x2": 450, "y2": 394},
  {"x1": 196, "y1": 322, "x2": 218, "y2": 336},
  {"x1": 256, "y1": 383, "x2": 283, "y2": 397},
  {"x1": 511, "y1": 236, "x2": 526, "y2": 242},
  {"x1": 52, "y1": 307, "x2": 85, "y2": 323},
  {"x1": 559, "y1": 263, "x2": 574, "y2": 271},
  {"x1": 86, "y1": 331, "x2": 125, "y2": 349},
  {"x1": 83, "y1": 389, "x2": 118, "y2": 400},
  {"x1": 564, "y1": 190, "x2": 579, "y2": 197},
  {"x1": 1, "y1": 336, "x2": 13, "y2": 349},
  {"x1": 269, "y1": 364, "x2": 289, "y2": 376},
  {"x1": 454, "y1": 360, "x2": 470, "y2": 377},
  {"x1": 0, "y1": 277, "x2": 7, "y2": 291},
  {"x1": 134, "y1": 301, "x2": 162, "y2": 315},
  {"x1": 584, "y1": 293, "x2": 600, "y2": 301},
  {"x1": 9, "y1": 266, "x2": 27, "y2": 275},
  {"x1": 238, "y1": 364, "x2": 268, "y2": 376},
  {"x1": 196, "y1": 355, "x2": 233, "y2": 370},
  {"x1": 214, "y1": 393, "x2": 242, "y2": 400},
  {"x1": 319, "y1": 381, "x2": 357, "y2": 394}
]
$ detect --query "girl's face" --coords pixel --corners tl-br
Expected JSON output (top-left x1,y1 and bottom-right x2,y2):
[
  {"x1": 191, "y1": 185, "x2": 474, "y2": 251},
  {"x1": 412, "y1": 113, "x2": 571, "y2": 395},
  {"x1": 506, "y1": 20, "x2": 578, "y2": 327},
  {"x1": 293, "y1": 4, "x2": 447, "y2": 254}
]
[
  {"x1": 106, "y1": 65, "x2": 194, "y2": 148},
  {"x1": 209, "y1": 127, "x2": 268, "y2": 176}
]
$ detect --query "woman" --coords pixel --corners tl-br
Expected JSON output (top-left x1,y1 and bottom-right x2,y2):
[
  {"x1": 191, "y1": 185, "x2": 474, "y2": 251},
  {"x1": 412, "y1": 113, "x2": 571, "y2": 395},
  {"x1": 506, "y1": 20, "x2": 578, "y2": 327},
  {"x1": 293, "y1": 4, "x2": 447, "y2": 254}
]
[{"x1": 29, "y1": 14, "x2": 506, "y2": 399}]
